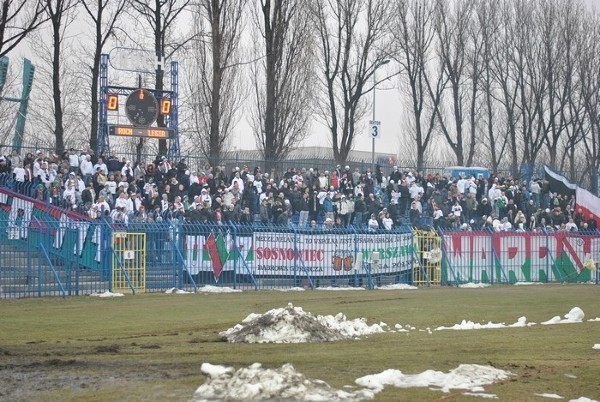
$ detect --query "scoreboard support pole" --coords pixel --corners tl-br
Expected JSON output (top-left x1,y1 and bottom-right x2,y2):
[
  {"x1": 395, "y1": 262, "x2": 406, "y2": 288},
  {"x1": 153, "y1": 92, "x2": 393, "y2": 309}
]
[
  {"x1": 98, "y1": 53, "x2": 110, "y2": 155},
  {"x1": 167, "y1": 61, "x2": 179, "y2": 161}
]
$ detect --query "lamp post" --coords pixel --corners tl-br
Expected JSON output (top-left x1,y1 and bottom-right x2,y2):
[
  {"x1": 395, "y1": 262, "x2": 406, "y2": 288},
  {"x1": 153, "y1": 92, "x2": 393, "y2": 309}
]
[{"x1": 371, "y1": 59, "x2": 390, "y2": 176}]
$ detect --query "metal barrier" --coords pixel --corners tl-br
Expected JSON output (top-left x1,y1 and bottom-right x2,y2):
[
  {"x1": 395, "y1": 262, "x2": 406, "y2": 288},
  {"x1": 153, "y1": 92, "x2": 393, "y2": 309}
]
[
  {"x1": 112, "y1": 231, "x2": 146, "y2": 294},
  {"x1": 412, "y1": 228, "x2": 442, "y2": 286}
]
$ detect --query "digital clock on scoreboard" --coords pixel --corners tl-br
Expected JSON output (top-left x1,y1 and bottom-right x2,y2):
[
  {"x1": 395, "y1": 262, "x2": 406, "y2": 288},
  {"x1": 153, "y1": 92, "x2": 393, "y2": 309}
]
[{"x1": 109, "y1": 125, "x2": 175, "y2": 139}]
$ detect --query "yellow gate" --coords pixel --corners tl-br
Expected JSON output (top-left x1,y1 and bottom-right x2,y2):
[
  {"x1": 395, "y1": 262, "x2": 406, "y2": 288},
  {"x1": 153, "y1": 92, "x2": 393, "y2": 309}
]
[
  {"x1": 412, "y1": 228, "x2": 442, "y2": 285},
  {"x1": 112, "y1": 232, "x2": 146, "y2": 293}
]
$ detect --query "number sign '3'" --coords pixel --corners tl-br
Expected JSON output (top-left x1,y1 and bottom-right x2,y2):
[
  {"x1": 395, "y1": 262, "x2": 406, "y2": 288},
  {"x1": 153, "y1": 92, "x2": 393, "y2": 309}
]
[{"x1": 369, "y1": 120, "x2": 381, "y2": 139}]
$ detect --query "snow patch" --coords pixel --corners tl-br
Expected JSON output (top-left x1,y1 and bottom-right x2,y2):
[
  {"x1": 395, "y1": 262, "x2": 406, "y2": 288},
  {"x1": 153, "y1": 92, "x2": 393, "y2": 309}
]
[
  {"x1": 355, "y1": 364, "x2": 511, "y2": 394},
  {"x1": 198, "y1": 285, "x2": 242, "y2": 293},
  {"x1": 219, "y1": 303, "x2": 386, "y2": 343},
  {"x1": 541, "y1": 307, "x2": 585, "y2": 325},
  {"x1": 89, "y1": 291, "x2": 124, "y2": 298},
  {"x1": 192, "y1": 362, "x2": 375, "y2": 402},
  {"x1": 435, "y1": 316, "x2": 535, "y2": 331},
  {"x1": 272, "y1": 287, "x2": 306, "y2": 292},
  {"x1": 165, "y1": 288, "x2": 191, "y2": 294},
  {"x1": 514, "y1": 282, "x2": 544, "y2": 286},
  {"x1": 463, "y1": 392, "x2": 498, "y2": 399},
  {"x1": 458, "y1": 282, "x2": 491, "y2": 288},
  {"x1": 315, "y1": 286, "x2": 366, "y2": 291},
  {"x1": 376, "y1": 284, "x2": 418, "y2": 290}
]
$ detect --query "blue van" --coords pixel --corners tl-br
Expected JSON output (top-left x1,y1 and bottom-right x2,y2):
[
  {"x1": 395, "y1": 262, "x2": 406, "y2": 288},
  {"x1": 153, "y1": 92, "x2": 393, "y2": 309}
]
[{"x1": 444, "y1": 166, "x2": 489, "y2": 180}]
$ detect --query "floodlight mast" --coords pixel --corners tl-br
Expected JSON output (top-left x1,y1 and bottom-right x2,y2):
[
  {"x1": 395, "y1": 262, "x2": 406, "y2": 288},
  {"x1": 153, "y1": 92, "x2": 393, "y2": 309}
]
[{"x1": 371, "y1": 59, "x2": 390, "y2": 175}]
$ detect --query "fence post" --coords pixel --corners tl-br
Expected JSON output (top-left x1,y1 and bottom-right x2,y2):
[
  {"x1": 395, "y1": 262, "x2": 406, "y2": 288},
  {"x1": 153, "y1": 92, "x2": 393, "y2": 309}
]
[
  {"x1": 292, "y1": 225, "x2": 298, "y2": 287},
  {"x1": 352, "y1": 225, "x2": 359, "y2": 287},
  {"x1": 232, "y1": 223, "x2": 238, "y2": 289},
  {"x1": 489, "y1": 229, "x2": 495, "y2": 284},
  {"x1": 409, "y1": 229, "x2": 415, "y2": 286},
  {"x1": 545, "y1": 229, "x2": 550, "y2": 283},
  {"x1": 101, "y1": 214, "x2": 112, "y2": 291},
  {"x1": 175, "y1": 220, "x2": 182, "y2": 289}
]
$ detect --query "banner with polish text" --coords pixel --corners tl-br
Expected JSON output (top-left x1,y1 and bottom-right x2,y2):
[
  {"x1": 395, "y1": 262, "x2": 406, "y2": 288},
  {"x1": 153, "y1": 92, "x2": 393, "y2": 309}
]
[{"x1": 183, "y1": 231, "x2": 414, "y2": 278}]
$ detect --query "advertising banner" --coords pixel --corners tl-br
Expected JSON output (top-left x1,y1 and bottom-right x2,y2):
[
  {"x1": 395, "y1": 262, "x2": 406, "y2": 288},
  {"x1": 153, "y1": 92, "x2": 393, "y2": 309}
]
[{"x1": 183, "y1": 231, "x2": 414, "y2": 279}]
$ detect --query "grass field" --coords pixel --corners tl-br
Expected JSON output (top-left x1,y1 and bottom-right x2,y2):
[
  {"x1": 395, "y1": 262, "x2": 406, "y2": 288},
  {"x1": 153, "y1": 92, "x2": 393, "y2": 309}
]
[{"x1": 1, "y1": 284, "x2": 599, "y2": 401}]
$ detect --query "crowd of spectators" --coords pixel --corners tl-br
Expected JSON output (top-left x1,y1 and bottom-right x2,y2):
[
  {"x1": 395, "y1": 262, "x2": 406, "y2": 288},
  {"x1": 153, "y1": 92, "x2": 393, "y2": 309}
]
[{"x1": 0, "y1": 147, "x2": 598, "y2": 233}]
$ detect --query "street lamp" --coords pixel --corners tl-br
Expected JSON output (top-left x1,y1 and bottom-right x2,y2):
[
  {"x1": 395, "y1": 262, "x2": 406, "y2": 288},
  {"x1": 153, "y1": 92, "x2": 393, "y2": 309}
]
[{"x1": 371, "y1": 59, "x2": 390, "y2": 176}]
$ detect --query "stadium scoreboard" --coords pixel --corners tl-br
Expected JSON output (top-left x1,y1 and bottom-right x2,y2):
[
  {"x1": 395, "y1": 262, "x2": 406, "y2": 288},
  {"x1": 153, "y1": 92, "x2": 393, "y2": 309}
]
[{"x1": 107, "y1": 88, "x2": 174, "y2": 139}]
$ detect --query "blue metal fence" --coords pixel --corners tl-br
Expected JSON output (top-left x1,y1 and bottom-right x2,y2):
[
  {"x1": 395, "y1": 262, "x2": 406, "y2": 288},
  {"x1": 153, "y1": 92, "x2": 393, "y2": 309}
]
[
  {"x1": 2, "y1": 211, "x2": 598, "y2": 298},
  {"x1": 0, "y1": 211, "x2": 418, "y2": 298}
]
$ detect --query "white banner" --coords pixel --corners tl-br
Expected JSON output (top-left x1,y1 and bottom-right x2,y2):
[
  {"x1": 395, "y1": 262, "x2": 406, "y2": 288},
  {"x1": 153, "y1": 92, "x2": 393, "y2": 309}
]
[{"x1": 253, "y1": 232, "x2": 413, "y2": 277}]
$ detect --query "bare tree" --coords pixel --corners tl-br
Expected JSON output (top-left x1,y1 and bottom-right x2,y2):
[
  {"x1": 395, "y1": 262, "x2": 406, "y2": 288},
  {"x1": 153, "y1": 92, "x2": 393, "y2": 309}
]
[
  {"x1": 553, "y1": 1, "x2": 586, "y2": 178},
  {"x1": 43, "y1": 0, "x2": 78, "y2": 152},
  {"x1": 534, "y1": 0, "x2": 569, "y2": 167},
  {"x1": 578, "y1": 9, "x2": 600, "y2": 191},
  {"x1": 184, "y1": 0, "x2": 246, "y2": 166},
  {"x1": 251, "y1": 0, "x2": 313, "y2": 166},
  {"x1": 310, "y1": 0, "x2": 393, "y2": 163},
  {"x1": 129, "y1": 0, "x2": 192, "y2": 158},
  {"x1": 431, "y1": 0, "x2": 478, "y2": 166},
  {"x1": 477, "y1": 0, "x2": 507, "y2": 173},
  {"x1": 27, "y1": 30, "x2": 89, "y2": 150},
  {"x1": 392, "y1": 0, "x2": 442, "y2": 170},
  {"x1": 0, "y1": 0, "x2": 48, "y2": 57},
  {"x1": 80, "y1": 0, "x2": 129, "y2": 152}
]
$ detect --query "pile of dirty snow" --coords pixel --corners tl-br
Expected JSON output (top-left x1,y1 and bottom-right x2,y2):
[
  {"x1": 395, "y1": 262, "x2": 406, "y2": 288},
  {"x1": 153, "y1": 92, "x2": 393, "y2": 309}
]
[
  {"x1": 192, "y1": 362, "x2": 375, "y2": 402},
  {"x1": 355, "y1": 363, "x2": 512, "y2": 394},
  {"x1": 219, "y1": 303, "x2": 386, "y2": 343},
  {"x1": 541, "y1": 307, "x2": 585, "y2": 325},
  {"x1": 192, "y1": 363, "x2": 513, "y2": 401}
]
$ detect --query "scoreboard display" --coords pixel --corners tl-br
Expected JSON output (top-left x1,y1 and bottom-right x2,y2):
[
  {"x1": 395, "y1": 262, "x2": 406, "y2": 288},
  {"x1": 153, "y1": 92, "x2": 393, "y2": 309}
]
[
  {"x1": 106, "y1": 88, "x2": 173, "y2": 139},
  {"x1": 109, "y1": 125, "x2": 175, "y2": 139}
]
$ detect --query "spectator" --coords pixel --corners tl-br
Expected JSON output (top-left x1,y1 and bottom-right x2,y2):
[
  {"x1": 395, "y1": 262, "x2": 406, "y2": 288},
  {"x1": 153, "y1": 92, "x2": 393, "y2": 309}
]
[{"x1": 367, "y1": 213, "x2": 379, "y2": 231}]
